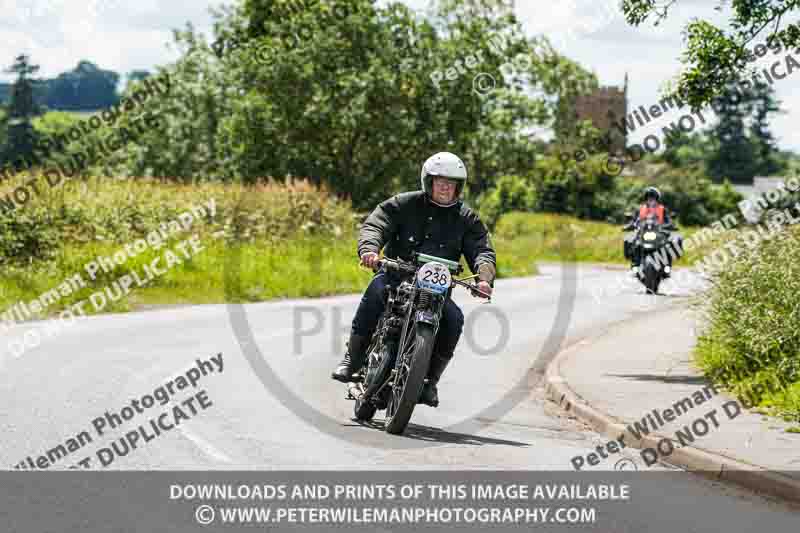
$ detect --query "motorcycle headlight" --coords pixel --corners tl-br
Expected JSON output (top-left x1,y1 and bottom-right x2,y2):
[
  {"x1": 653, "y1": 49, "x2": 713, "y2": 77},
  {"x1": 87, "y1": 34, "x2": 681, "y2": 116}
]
[{"x1": 643, "y1": 231, "x2": 657, "y2": 241}]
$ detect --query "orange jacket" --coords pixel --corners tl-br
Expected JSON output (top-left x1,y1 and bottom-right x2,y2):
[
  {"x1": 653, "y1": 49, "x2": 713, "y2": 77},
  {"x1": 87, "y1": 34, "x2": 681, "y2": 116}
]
[{"x1": 639, "y1": 204, "x2": 665, "y2": 224}]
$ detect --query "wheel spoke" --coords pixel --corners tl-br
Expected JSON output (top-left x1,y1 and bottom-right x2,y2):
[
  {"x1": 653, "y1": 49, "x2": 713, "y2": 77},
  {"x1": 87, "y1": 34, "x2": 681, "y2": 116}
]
[
  {"x1": 386, "y1": 322, "x2": 423, "y2": 425},
  {"x1": 402, "y1": 337, "x2": 417, "y2": 361}
]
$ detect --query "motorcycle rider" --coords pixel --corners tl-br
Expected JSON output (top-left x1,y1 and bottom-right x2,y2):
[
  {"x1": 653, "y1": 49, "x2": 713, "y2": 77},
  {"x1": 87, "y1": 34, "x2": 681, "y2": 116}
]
[
  {"x1": 624, "y1": 186, "x2": 674, "y2": 276},
  {"x1": 331, "y1": 152, "x2": 497, "y2": 408}
]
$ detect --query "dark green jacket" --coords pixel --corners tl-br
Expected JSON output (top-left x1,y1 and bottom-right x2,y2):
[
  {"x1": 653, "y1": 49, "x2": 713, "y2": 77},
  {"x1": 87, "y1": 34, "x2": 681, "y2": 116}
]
[{"x1": 358, "y1": 191, "x2": 497, "y2": 285}]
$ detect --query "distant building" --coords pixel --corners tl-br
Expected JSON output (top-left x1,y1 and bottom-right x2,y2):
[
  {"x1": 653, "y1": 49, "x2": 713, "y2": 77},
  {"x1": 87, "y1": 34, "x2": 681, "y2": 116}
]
[{"x1": 573, "y1": 77, "x2": 628, "y2": 153}]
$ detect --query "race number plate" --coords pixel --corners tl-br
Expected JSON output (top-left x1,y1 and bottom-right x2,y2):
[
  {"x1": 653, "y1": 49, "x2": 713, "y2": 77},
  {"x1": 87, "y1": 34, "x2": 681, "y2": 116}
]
[{"x1": 416, "y1": 262, "x2": 452, "y2": 294}]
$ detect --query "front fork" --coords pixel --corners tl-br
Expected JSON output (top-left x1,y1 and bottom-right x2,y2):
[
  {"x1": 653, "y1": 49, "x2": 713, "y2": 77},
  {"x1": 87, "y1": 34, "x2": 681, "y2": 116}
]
[{"x1": 348, "y1": 291, "x2": 444, "y2": 403}]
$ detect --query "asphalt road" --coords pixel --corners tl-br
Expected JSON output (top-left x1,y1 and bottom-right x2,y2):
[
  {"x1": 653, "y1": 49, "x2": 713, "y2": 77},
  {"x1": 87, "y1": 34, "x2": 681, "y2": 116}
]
[{"x1": 1, "y1": 264, "x2": 797, "y2": 530}]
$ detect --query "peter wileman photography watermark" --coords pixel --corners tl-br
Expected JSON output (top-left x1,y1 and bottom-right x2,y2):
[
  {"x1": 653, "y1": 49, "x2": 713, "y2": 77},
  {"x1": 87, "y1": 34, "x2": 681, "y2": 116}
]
[
  {"x1": 11, "y1": 352, "x2": 224, "y2": 470},
  {"x1": 590, "y1": 178, "x2": 800, "y2": 308},
  {"x1": 428, "y1": 32, "x2": 538, "y2": 101},
  {"x1": 570, "y1": 23, "x2": 800, "y2": 173},
  {"x1": 175, "y1": 480, "x2": 614, "y2": 527},
  {"x1": 292, "y1": 303, "x2": 511, "y2": 358},
  {"x1": 0, "y1": 198, "x2": 217, "y2": 366},
  {"x1": 0, "y1": 70, "x2": 173, "y2": 213},
  {"x1": 425, "y1": 0, "x2": 619, "y2": 100},
  {"x1": 570, "y1": 375, "x2": 788, "y2": 471}
]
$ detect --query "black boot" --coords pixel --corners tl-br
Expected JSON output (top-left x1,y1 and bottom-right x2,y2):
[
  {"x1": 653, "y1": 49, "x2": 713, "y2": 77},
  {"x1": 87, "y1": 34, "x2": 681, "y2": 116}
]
[
  {"x1": 331, "y1": 333, "x2": 370, "y2": 383},
  {"x1": 419, "y1": 353, "x2": 451, "y2": 407}
]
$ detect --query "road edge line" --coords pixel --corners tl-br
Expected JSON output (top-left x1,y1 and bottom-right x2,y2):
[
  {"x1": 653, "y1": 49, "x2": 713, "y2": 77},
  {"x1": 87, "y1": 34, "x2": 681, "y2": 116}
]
[{"x1": 544, "y1": 309, "x2": 800, "y2": 505}]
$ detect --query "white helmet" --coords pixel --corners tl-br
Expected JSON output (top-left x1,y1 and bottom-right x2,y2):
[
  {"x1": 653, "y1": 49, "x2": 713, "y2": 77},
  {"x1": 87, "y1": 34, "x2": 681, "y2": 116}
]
[{"x1": 420, "y1": 152, "x2": 468, "y2": 207}]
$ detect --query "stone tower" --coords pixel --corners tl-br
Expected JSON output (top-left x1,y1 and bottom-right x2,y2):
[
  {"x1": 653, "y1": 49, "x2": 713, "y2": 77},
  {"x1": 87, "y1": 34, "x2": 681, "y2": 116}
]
[{"x1": 573, "y1": 74, "x2": 628, "y2": 152}]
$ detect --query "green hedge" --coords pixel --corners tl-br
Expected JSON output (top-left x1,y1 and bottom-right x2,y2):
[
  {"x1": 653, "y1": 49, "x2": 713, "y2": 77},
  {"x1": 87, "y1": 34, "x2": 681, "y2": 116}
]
[{"x1": 475, "y1": 158, "x2": 743, "y2": 228}]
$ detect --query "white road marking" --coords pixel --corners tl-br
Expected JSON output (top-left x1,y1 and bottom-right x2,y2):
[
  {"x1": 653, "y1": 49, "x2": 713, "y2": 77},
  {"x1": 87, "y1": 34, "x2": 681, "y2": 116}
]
[
  {"x1": 177, "y1": 425, "x2": 234, "y2": 464},
  {"x1": 131, "y1": 361, "x2": 237, "y2": 464}
]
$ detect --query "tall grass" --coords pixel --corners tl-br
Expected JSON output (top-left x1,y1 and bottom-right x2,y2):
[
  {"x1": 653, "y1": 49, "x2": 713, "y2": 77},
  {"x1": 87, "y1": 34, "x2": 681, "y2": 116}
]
[
  {"x1": 492, "y1": 212, "x2": 627, "y2": 270},
  {"x1": 694, "y1": 223, "x2": 800, "y2": 422},
  {"x1": 0, "y1": 174, "x2": 364, "y2": 319},
  {"x1": 5, "y1": 174, "x2": 713, "y2": 321},
  {"x1": 491, "y1": 211, "x2": 710, "y2": 270}
]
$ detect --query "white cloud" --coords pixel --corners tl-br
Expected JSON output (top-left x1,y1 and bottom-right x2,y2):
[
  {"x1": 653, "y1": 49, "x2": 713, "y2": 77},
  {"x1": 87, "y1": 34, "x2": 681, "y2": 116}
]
[
  {"x1": 2, "y1": 0, "x2": 800, "y2": 151},
  {"x1": 516, "y1": 0, "x2": 800, "y2": 153},
  {"x1": 0, "y1": 0, "x2": 227, "y2": 80}
]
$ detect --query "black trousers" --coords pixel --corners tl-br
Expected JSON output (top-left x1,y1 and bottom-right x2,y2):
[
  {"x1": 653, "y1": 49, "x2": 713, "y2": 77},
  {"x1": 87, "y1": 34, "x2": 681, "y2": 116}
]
[{"x1": 351, "y1": 272, "x2": 464, "y2": 359}]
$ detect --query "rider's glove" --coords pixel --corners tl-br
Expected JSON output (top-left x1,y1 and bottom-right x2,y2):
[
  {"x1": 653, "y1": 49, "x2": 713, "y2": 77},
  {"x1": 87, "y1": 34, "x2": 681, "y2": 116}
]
[
  {"x1": 475, "y1": 280, "x2": 493, "y2": 299},
  {"x1": 477, "y1": 263, "x2": 496, "y2": 288},
  {"x1": 360, "y1": 252, "x2": 380, "y2": 269}
]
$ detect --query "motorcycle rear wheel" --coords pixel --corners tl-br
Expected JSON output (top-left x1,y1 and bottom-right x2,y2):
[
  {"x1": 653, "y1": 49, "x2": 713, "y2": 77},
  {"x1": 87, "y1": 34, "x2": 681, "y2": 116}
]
[{"x1": 384, "y1": 323, "x2": 435, "y2": 435}]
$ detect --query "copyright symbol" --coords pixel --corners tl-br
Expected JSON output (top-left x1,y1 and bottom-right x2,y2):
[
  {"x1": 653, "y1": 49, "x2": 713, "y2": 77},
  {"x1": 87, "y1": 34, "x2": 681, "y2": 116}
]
[
  {"x1": 604, "y1": 156, "x2": 625, "y2": 176},
  {"x1": 472, "y1": 73, "x2": 496, "y2": 98},
  {"x1": 614, "y1": 458, "x2": 639, "y2": 471},
  {"x1": 255, "y1": 42, "x2": 270, "y2": 64},
  {"x1": 210, "y1": 39, "x2": 225, "y2": 58},
  {"x1": 195, "y1": 505, "x2": 215, "y2": 525}
]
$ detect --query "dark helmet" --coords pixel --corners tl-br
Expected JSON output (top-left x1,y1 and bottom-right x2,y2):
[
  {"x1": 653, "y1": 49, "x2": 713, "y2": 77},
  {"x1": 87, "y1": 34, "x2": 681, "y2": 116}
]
[{"x1": 643, "y1": 186, "x2": 661, "y2": 202}]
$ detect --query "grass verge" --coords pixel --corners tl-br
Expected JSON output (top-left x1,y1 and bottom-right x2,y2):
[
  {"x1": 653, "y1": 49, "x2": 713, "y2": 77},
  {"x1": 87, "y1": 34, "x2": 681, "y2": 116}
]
[
  {"x1": 2, "y1": 177, "x2": 705, "y2": 322},
  {"x1": 693, "y1": 223, "x2": 800, "y2": 425}
]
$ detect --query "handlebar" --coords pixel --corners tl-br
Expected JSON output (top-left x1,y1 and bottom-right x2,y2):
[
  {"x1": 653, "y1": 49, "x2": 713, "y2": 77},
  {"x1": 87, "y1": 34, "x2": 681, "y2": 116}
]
[
  {"x1": 623, "y1": 223, "x2": 677, "y2": 232},
  {"x1": 375, "y1": 257, "x2": 416, "y2": 275},
  {"x1": 452, "y1": 277, "x2": 493, "y2": 301},
  {"x1": 369, "y1": 257, "x2": 492, "y2": 301}
]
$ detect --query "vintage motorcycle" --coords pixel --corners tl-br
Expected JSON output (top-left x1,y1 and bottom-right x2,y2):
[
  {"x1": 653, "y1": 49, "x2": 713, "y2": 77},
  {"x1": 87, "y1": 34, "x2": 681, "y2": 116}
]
[
  {"x1": 623, "y1": 214, "x2": 681, "y2": 295},
  {"x1": 345, "y1": 252, "x2": 491, "y2": 435}
]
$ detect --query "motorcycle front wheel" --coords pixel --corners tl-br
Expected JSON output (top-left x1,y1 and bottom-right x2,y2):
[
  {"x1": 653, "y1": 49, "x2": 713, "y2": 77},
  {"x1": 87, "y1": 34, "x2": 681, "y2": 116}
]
[
  {"x1": 384, "y1": 323, "x2": 435, "y2": 435},
  {"x1": 643, "y1": 262, "x2": 661, "y2": 294}
]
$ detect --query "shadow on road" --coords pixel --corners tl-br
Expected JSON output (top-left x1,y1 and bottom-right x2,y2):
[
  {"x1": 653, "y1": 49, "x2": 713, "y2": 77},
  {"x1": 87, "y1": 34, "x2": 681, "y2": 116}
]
[
  {"x1": 345, "y1": 419, "x2": 530, "y2": 447},
  {"x1": 606, "y1": 373, "x2": 707, "y2": 385}
]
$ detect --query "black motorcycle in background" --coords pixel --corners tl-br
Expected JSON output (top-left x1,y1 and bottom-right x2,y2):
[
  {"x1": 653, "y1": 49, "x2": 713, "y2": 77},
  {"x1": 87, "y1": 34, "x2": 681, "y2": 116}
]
[
  {"x1": 344, "y1": 252, "x2": 491, "y2": 435},
  {"x1": 623, "y1": 214, "x2": 682, "y2": 294}
]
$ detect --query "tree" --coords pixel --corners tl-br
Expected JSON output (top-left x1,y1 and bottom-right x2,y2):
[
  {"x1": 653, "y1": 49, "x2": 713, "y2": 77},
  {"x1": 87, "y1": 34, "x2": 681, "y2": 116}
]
[
  {"x1": 749, "y1": 81, "x2": 784, "y2": 176},
  {"x1": 43, "y1": 61, "x2": 120, "y2": 110},
  {"x1": 660, "y1": 129, "x2": 710, "y2": 169},
  {"x1": 127, "y1": 69, "x2": 151, "y2": 83},
  {"x1": 705, "y1": 80, "x2": 785, "y2": 182},
  {"x1": 113, "y1": 0, "x2": 597, "y2": 209},
  {"x1": 652, "y1": 164, "x2": 743, "y2": 226},
  {"x1": 706, "y1": 84, "x2": 758, "y2": 183},
  {"x1": 1, "y1": 54, "x2": 43, "y2": 170},
  {"x1": 621, "y1": 0, "x2": 800, "y2": 109}
]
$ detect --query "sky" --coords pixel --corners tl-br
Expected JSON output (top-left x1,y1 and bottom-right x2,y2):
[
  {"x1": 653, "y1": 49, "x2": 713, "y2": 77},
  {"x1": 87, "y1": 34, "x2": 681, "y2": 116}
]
[{"x1": 3, "y1": 0, "x2": 800, "y2": 152}]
